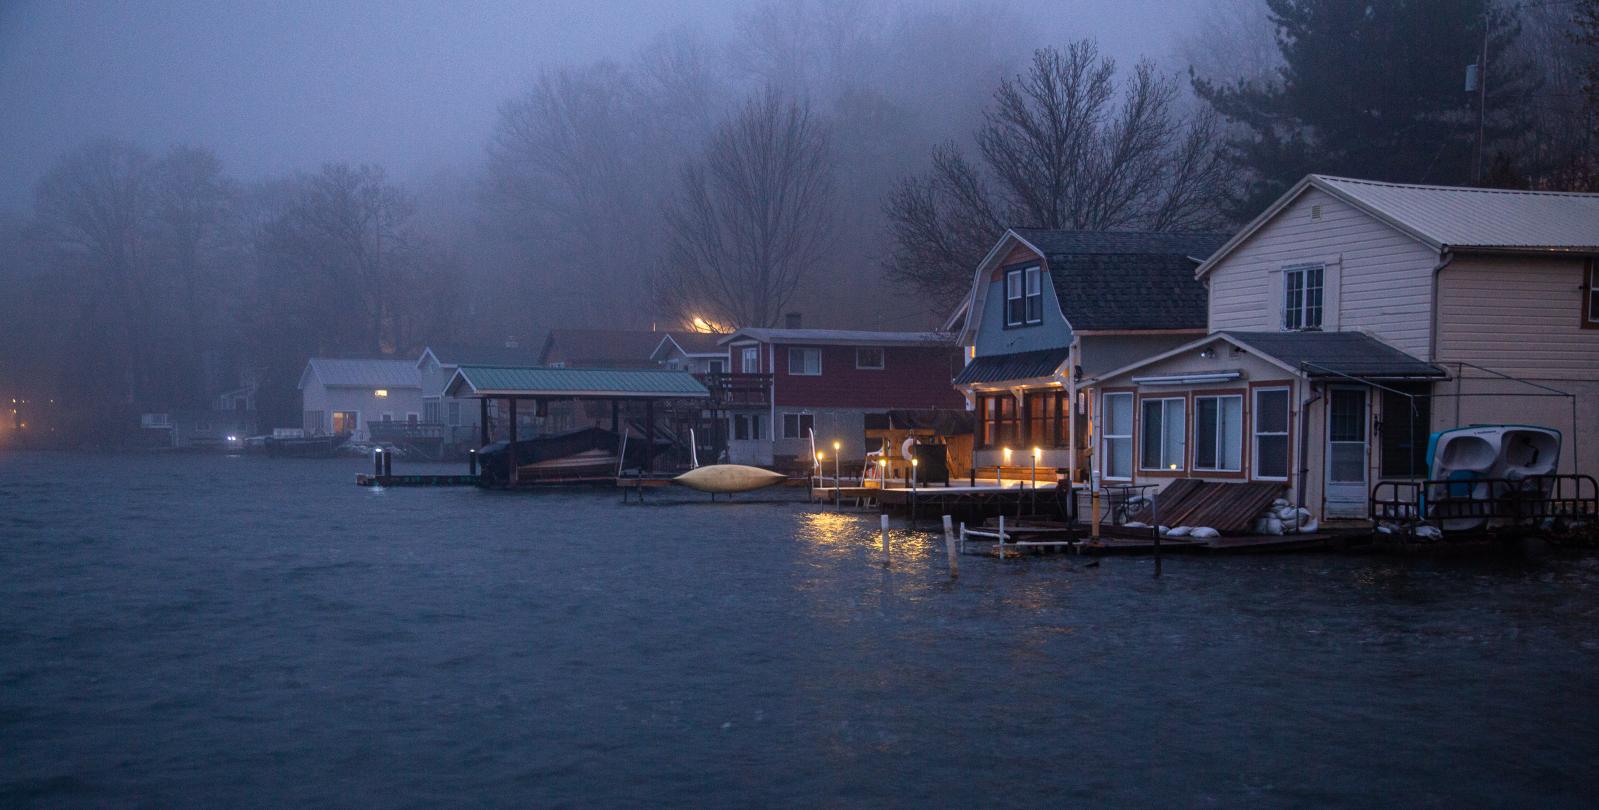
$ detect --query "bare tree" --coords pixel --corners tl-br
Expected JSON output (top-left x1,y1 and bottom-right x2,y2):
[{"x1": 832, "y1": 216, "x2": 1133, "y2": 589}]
[
  {"x1": 883, "y1": 41, "x2": 1230, "y2": 306},
  {"x1": 656, "y1": 91, "x2": 835, "y2": 328},
  {"x1": 32, "y1": 139, "x2": 156, "y2": 406}
]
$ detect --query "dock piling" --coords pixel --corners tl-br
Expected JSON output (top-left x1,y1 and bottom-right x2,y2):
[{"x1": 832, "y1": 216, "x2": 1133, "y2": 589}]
[
  {"x1": 468, "y1": 448, "x2": 477, "y2": 476},
  {"x1": 998, "y1": 515, "x2": 1005, "y2": 560},
  {"x1": 943, "y1": 515, "x2": 957, "y2": 578},
  {"x1": 373, "y1": 448, "x2": 383, "y2": 478},
  {"x1": 880, "y1": 513, "x2": 890, "y2": 564}
]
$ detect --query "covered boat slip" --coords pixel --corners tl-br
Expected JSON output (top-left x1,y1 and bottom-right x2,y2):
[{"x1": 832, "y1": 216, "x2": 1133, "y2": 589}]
[{"x1": 443, "y1": 365, "x2": 712, "y2": 486}]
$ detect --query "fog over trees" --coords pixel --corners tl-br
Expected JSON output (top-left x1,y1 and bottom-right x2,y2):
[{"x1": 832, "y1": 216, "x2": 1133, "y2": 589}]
[{"x1": 0, "y1": 0, "x2": 1595, "y2": 441}]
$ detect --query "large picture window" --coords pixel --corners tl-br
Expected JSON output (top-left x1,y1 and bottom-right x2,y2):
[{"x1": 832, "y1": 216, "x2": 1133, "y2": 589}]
[
  {"x1": 1139, "y1": 397, "x2": 1186, "y2": 471},
  {"x1": 855, "y1": 347, "x2": 884, "y2": 369},
  {"x1": 1252, "y1": 387, "x2": 1290, "y2": 480},
  {"x1": 979, "y1": 394, "x2": 1018, "y2": 448},
  {"x1": 1103, "y1": 393, "x2": 1133, "y2": 479},
  {"x1": 781, "y1": 412, "x2": 814, "y2": 440},
  {"x1": 788, "y1": 347, "x2": 821, "y2": 375},
  {"x1": 733, "y1": 413, "x2": 764, "y2": 441},
  {"x1": 1193, "y1": 395, "x2": 1243, "y2": 472},
  {"x1": 1023, "y1": 391, "x2": 1066, "y2": 448},
  {"x1": 1005, "y1": 266, "x2": 1043, "y2": 327},
  {"x1": 1284, "y1": 264, "x2": 1324, "y2": 330}
]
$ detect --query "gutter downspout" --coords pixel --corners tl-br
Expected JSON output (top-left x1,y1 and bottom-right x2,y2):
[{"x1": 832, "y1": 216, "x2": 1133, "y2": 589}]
[
  {"x1": 1296, "y1": 376, "x2": 1323, "y2": 513},
  {"x1": 1429, "y1": 249, "x2": 1456, "y2": 427}
]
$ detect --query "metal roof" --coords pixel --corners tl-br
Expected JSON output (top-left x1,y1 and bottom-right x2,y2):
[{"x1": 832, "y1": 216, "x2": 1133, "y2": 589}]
[
  {"x1": 719, "y1": 328, "x2": 952, "y2": 347},
  {"x1": 444, "y1": 365, "x2": 710, "y2": 399},
  {"x1": 1009, "y1": 228, "x2": 1227, "y2": 260},
  {"x1": 1315, "y1": 176, "x2": 1599, "y2": 252},
  {"x1": 1198, "y1": 175, "x2": 1599, "y2": 277},
  {"x1": 1220, "y1": 331, "x2": 1447, "y2": 379},
  {"x1": 301, "y1": 358, "x2": 420, "y2": 389},
  {"x1": 952, "y1": 347, "x2": 1072, "y2": 386}
]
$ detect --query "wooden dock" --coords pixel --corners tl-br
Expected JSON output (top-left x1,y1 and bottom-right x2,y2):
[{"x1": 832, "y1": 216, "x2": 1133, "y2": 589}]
[{"x1": 356, "y1": 473, "x2": 481, "y2": 487}]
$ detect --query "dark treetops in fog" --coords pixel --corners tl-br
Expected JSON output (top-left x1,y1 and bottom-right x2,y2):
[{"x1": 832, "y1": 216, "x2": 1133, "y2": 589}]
[{"x1": 0, "y1": 0, "x2": 1594, "y2": 441}]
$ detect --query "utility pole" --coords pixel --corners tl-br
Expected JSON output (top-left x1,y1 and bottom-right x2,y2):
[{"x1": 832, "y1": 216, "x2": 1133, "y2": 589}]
[{"x1": 1473, "y1": 2, "x2": 1490, "y2": 182}]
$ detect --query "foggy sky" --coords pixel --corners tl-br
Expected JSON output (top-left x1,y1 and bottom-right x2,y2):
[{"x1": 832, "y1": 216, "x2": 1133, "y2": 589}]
[{"x1": 0, "y1": 0, "x2": 1203, "y2": 213}]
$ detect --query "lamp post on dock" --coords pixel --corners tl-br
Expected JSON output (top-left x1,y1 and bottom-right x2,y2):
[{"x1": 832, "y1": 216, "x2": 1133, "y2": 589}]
[
  {"x1": 1001, "y1": 447, "x2": 1011, "y2": 487},
  {"x1": 1032, "y1": 446, "x2": 1040, "y2": 516},
  {"x1": 832, "y1": 440, "x2": 841, "y2": 508}
]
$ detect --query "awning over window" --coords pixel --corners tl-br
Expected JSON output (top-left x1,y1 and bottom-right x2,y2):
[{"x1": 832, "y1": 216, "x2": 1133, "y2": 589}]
[{"x1": 952, "y1": 347, "x2": 1071, "y2": 386}]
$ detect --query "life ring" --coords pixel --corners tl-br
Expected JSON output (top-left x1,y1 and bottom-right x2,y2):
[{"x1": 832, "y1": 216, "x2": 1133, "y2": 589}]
[{"x1": 901, "y1": 436, "x2": 916, "y2": 460}]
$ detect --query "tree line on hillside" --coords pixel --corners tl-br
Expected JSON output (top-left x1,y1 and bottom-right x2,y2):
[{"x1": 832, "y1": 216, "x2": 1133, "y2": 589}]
[{"x1": 1, "y1": 0, "x2": 1595, "y2": 444}]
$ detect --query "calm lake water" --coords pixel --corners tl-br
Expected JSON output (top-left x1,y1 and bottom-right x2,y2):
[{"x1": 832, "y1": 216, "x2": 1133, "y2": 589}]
[{"x1": 2, "y1": 451, "x2": 1597, "y2": 808}]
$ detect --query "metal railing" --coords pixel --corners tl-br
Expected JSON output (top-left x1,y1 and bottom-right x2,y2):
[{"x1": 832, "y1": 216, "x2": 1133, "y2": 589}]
[
  {"x1": 697, "y1": 372, "x2": 772, "y2": 406},
  {"x1": 1370, "y1": 474, "x2": 1598, "y2": 531}
]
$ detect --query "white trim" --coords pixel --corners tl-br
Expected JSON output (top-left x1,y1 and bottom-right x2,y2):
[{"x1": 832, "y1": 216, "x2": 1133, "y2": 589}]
[
  {"x1": 1251, "y1": 386, "x2": 1291, "y2": 482},
  {"x1": 1101, "y1": 391, "x2": 1134, "y2": 481},
  {"x1": 1137, "y1": 396, "x2": 1187, "y2": 473},
  {"x1": 779, "y1": 411, "x2": 815, "y2": 440},
  {"x1": 787, "y1": 347, "x2": 822, "y2": 376},
  {"x1": 1088, "y1": 333, "x2": 1302, "y2": 387},
  {"x1": 1131, "y1": 371, "x2": 1242, "y2": 386}
]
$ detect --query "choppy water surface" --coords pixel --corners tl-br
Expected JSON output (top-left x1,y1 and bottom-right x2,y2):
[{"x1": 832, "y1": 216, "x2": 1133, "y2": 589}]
[{"x1": 2, "y1": 452, "x2": 1597, "y2": 807}]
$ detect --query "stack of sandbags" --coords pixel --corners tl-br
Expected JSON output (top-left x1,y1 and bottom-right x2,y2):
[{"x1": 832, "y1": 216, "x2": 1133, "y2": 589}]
[{"x1": 1250, "y1": 499, "x2": 1320, "y2": 535}]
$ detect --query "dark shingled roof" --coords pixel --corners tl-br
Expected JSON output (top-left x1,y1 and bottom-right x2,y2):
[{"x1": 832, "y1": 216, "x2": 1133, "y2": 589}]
[
  {"x1": 539, "y1": 329, "x2": 670, "y2": 368},
  {"x1": 952, "y1": 347, "x2": 1072, "y2": 385},
  {"x1": 1008, "y1": 229, "x2": 1228, "y2": 331},
  {"x1": 424, "y1": 343, "x2": 541, "y2": 367},
  {"x1": 1223, "y1": 331, "x2": 1446, "y2": 379},
  {"x1": 666, "y1": 331, "x2": 726, "y2": 354}
]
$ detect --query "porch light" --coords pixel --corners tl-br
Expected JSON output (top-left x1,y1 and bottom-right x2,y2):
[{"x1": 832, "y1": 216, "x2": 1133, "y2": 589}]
[
  {"x1": 1003, "y1": 447, "x2": 1012, "y2": 463},
  {"x1": 1033, "y1": 446, "x2": 1041, "y2": 461},
  {"x1": 374, "y1": 389, "x2": 389, "y2": 398},
  {"x1": 833, "y1": 440, "x2": 840, "y2": 452},
  {"x1": 816, "y1": 451, "x2": 824, "y2": 463}
]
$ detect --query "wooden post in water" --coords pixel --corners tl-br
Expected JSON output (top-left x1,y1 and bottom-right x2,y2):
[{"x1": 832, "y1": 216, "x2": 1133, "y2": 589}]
[
  {"x1": 880, "y1": 513, "x2": 890, "y2": 564},
  {"x1": 998, "y1": 514, "x2": 1005, "y2": 560},
  {"x1": 374, "y1": 448, "x2": 383, "y2": 478},
  {"x1": 468, "y1": 448, "x2": 478, "y2": 476},
  {"x1": 1151, "y1": 488, "x2": 1162, "y2": 578},
  {"x1": 507, "y1": 398, "x2": 519, "y2": 486},
  {"x1": 943, "y1": 515, "x2": 958, "y2": 578}
]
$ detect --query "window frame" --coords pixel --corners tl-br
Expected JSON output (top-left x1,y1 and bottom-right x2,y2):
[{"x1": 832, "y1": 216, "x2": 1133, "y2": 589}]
[
  {"x1": 1251, "y1": 385, "x2": 1292, "y2": 482},
  {"x1": 854, "y1": 346, "x2": 885, "y2": 370},
  {"x1": 1003, "y1": 264, "x2": 1044, "y2": 328},
  {"x1": 977, "y1": 392, "x2": 1019, "y2": 449},
  {"x1": 781, "y1": 412, "x2": 814, "y2": 440},
  {"x1": 787, "y1": 347, "x2": 822, "y2": 376},
  {"x1": 740, "y1": 347, "x2": 760, "y2": 373},
  {"x1": 1584, "y1": 259, "x2": 1599, "y2": 329},
  {"x1": 1101, "y1": 391, "x2": 1134, "y2": 481},
  {"x1": 1192, "y1": 392, "x2": 1245, "y2": 474},
  {"x1": 1138, "y1": 395, "x2": 1188, "y2": 473},
  {"x1": 1283, "y1": 263, "x2": 1325, "y2": 331},
  {"x1": 446, "y1": 401, "x2": 461, "y2": 427}
]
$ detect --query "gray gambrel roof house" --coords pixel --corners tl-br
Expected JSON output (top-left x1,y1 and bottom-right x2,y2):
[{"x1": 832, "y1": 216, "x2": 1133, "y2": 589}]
[{"x1": 1010, "y1": 229, "x2": 1228, "y2": 331}]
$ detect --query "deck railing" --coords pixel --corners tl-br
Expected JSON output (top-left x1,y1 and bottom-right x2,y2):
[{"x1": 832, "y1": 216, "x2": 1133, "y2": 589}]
[
  {"x1": 697, "y1": 372, "x2": 772, "y2": 407},
  {"x1": 1370, "y1": 474, "x2": 1598, "y2": 532}
]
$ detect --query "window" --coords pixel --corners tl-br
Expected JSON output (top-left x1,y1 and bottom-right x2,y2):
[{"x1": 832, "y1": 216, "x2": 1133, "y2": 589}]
[
  {"x1": 1193, "y1": 395, "x2": 1243, "y2": 472},
  {"x1": 855, "y1": 347, "x2": 884, "y2": 369},
  {"x1": 781, "y1": 412, "x2": 814, "y2": 440},
  {"x1": 424, "y1": 400, "x2": 441, "y2": 423},
  {"x1": 406, "y1": 412, "x2": 419, "y2": 426},
  {"x1": 978, "y1": 394, "x2": 1018, "y2": 448},
  {"x1": 446, "y1": 401, "x2": 461, "y2": 427},
  {"x1": 741, "y1": 347, "x2": 760, "y2": 373},
  {"x1": 733, "y1": 413, "x2": 764, "y2": 440},
  {"x1": 380, "y1": 412, "x2": 393, "y2": 423},
  {"x1": 332, "y1": 411, "x2": 358, "y2": 435},
  {"x1": 1252, "y1": 388, "x2": 1290, "y2": 480},
  {"x1": 1139, "y1": 397, "x2": 1187, "y2": 471},
  {"x1": 1103, "y1": 393, "x2": 1133, "y2": 479},
  {"x1": 1586, "y1": 260, "x2": 1598, "y2": 328},
  {"x1": 1004, "y1": 266, "x2": 1043, "y2": 327},
  {"x1": 1283, "y1": 264, "x2": 1324, "y2": 330},
  {"x1": 1023, "y1": 391, "x2": 1065, "y2": 448},
  {"x1": 1380, "y1": 386, "x2": 1431, "y2": 478},
  {"x1": 788, "y1": 347, "x2": 821, "y2": 375},
  {"x1": 707, "y1": 359, "x2": 725, "y2": 374}
]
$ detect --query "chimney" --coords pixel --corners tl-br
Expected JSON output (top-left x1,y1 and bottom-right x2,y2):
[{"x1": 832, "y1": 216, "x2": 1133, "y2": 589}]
[{"x1": 784, "y1": 312, "x2": 803, "y2": 329}]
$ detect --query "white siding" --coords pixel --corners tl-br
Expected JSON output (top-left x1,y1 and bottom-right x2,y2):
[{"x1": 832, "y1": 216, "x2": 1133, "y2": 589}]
[{"x1": 1207, "y1": 188, "x2": 1439, "y2": 357}]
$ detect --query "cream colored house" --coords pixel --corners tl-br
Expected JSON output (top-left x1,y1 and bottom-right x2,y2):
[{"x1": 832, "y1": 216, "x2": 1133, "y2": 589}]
[{"x1": 1087, "y1": 175, "x2": 1599, "y2": 522}]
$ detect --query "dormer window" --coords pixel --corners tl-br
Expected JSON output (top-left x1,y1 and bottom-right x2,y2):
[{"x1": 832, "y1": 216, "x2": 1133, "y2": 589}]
[
  {"x1": 1005, "y1": 265, "x2": 1043, "y2": 327},
  {"x1": 1283, "y1": 264, "x2": 1324, "y2": 331}
]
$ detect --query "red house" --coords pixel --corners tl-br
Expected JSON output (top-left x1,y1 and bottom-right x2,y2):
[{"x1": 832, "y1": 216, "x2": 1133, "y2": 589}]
[{"x1": 716, "y1": 328, "x2": 964, "y2": 466}]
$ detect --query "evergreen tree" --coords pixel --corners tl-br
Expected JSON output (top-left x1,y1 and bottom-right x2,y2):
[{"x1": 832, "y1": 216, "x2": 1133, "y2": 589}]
[{"x1": 1196, "y1": 0, "x2": 1536, "y2": 216}]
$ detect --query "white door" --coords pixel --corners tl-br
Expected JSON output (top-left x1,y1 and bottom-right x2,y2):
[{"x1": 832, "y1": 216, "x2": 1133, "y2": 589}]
[{"x1": 1324, "y1": 387, "x2": 1369, "y2": 519}]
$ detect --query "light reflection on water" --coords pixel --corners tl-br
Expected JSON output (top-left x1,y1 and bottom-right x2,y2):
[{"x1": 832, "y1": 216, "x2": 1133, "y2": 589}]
[{"x1": 2, "y1": 452, "x2": 1598, "y2": 807}]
